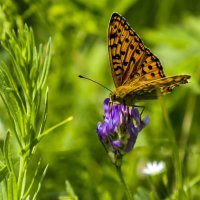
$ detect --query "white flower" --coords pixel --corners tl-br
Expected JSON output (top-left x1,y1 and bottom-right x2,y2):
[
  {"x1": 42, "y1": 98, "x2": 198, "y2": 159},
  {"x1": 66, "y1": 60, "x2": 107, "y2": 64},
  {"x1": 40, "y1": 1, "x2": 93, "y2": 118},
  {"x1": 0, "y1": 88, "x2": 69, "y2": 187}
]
[{"x1": 143, "y1": 161, "x2": 165, "y2": 175}]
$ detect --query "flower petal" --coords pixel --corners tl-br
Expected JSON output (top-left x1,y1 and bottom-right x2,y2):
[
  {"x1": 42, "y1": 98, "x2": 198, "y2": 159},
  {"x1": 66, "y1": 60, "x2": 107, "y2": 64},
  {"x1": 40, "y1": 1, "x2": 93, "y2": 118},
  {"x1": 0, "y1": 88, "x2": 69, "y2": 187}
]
[{"x1": 111, "y1": 140, "x2": 122, "y2": 149}]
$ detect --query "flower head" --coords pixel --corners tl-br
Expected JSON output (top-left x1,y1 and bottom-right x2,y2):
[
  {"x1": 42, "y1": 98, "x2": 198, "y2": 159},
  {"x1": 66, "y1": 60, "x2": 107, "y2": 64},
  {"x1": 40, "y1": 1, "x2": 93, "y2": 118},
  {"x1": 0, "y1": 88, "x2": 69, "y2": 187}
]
[
  {"x1": 143, "y1": 161, "x2": 166, "y2": 176},
  {"x1": 96, "y1": 98, "x2": 149, "y2": 166}
]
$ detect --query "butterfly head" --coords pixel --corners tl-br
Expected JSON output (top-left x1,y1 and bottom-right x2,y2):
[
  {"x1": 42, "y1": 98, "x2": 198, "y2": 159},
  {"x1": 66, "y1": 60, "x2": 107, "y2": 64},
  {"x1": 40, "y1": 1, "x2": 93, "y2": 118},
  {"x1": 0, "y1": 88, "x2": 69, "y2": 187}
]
[
  {"x1": 110, "y1": 87, "x2": 134, "y2": 106},
  {"x1": 110, "y1": 90, "x2": 121, "y2": 104}
]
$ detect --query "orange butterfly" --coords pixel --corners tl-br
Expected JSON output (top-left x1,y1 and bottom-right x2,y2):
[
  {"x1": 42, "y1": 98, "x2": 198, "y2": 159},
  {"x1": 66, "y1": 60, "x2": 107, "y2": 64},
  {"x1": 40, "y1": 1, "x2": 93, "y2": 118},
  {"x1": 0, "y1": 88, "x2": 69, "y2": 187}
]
[{"x1": 108, "y1": 13, "x2": 190, "y2": 106}]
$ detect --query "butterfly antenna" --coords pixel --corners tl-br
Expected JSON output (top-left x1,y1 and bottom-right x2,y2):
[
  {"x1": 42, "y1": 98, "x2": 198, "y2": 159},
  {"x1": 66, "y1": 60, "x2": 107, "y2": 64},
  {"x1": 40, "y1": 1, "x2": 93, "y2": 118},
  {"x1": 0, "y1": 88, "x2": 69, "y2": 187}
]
[{"x1": 78, "y1": 75, "x2": 112, "y2": 92}]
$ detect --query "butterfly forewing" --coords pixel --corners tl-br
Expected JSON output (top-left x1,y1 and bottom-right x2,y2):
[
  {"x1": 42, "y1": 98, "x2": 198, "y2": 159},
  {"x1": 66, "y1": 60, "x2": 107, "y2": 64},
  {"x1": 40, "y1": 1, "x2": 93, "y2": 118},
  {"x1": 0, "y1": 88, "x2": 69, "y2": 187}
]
[
  {"x1": 108, "y1": 13, "x2": 190, "y2": 105},
  {"x1": 108, "y1": 13, "x2": 166, "y2": 88},
  {"x1": 108, "y1": 13, "x2": 142, "y2": 87},
  {"x1": 139, "y1": 49, "x2": 165, "y2": 81}
]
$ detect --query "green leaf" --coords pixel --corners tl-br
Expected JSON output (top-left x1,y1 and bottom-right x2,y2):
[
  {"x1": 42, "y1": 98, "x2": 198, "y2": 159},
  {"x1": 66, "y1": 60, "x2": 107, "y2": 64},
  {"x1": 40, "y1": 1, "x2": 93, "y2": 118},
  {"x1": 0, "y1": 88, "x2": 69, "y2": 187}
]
[
  {"x1": 58, "y1": 180, "x2": 78, "y2": 200},
  {"x1": 3, "y1": 131, "x2": 15, "y2": 173},
  {"x1": 3, "y1": 131, "x2": 18, "y2": 200},
  {"x1": 37, "y1": 37, "x2": 52, "y2": 89},
  {"x1": 0, "y1": 162, "x2": 8, "y2": 182},
  {"x1": 134, "y1": 187, "x2": 154, "y2": 200},
  {"x1": 32, "y1": 164, "x2": 48, "y2": 200},
  {"x1": 38, "y1": 87, "x2": 48, "y2": 137},
  {"x1": 22, "y1": 116, "x2": 73, "y2": 153},
  {"x1": 0, "y1": 63, "x2": 24, "y2": 148},
  {"x1": 22, "y1": 160, "x2": 41, "y2": 199},
  {"x1": 7, "y1": 172, "x2": 18, "y2": 200}
]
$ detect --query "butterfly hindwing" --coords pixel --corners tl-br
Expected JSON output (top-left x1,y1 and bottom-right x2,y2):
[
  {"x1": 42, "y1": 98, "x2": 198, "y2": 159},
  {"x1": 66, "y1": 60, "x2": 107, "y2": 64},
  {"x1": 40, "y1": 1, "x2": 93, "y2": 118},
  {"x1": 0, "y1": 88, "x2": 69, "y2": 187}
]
[{"x1": 133, "y1": 75, "x2": 190, "y2": 96}]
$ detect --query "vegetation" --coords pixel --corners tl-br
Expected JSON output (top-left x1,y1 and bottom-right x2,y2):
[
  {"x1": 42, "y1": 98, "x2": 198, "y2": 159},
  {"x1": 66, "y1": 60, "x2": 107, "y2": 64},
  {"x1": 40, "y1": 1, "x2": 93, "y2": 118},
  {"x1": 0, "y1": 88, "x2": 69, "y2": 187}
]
[{"x1": 0, "y1": 0, "x2": 199, "y2": 199}]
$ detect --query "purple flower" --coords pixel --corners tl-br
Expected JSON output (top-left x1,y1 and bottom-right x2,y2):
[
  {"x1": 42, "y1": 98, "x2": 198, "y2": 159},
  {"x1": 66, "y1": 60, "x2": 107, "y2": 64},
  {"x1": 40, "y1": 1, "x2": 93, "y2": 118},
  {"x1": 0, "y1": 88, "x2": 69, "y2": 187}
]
[{"x1": 96, "y1": 98, "x2": 150, "y2": 166}]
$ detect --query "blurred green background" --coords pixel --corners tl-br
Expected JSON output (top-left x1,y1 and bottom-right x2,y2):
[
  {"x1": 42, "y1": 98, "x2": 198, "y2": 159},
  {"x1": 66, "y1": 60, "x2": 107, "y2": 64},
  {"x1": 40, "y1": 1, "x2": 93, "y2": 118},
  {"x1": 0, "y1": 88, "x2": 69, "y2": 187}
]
[{"x1": 0, "y1": 0, "x2": 200, "y2": 199}]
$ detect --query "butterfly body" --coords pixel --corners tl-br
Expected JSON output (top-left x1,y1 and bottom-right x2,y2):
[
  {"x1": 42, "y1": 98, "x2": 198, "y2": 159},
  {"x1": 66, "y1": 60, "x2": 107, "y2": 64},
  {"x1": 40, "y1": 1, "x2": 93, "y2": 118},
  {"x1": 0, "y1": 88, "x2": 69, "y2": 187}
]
[{"x1": 108, "y1": 13, "x2": 190, "y2": 106}]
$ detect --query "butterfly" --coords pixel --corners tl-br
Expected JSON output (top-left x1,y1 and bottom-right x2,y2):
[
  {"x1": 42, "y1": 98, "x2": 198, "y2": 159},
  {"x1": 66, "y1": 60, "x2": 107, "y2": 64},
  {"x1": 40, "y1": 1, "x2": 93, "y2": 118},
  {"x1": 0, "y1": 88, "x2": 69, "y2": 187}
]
[{"x1": 108, "y1": 13, "x2": 191, "y2": 106}]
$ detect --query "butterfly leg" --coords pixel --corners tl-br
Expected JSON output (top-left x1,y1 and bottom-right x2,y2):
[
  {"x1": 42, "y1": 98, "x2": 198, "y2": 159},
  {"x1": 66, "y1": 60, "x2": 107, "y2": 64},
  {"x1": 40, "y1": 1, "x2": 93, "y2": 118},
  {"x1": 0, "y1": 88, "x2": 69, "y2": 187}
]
[
  {"x1": 109, "y1": 101, "x2": 116, "y2": 127},
  {"x1": 133, "y1": 105, "x2": 145, "y2": 118}
]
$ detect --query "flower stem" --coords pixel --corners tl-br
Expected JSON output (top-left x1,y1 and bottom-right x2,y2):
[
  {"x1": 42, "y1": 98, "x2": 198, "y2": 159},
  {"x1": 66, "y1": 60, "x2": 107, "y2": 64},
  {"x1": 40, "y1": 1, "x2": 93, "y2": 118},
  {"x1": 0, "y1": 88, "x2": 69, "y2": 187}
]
[
  {"x1": 159, "y1": 97, "x2": 184, "y2": 198},
  {"x1": 115, "y1": 165, "x2": 132, "y2": 200}
]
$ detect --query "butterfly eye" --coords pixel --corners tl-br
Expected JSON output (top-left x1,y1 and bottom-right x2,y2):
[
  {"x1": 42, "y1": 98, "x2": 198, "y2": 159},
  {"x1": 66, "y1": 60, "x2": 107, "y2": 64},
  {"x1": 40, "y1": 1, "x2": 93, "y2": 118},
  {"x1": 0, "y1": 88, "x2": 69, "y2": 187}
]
[
  {"x1": 110, "y1": 93, "x2": 117, "y2": 102},
  {"x1": 112, "y1": 94, "x2": 116, "y2": 100}
]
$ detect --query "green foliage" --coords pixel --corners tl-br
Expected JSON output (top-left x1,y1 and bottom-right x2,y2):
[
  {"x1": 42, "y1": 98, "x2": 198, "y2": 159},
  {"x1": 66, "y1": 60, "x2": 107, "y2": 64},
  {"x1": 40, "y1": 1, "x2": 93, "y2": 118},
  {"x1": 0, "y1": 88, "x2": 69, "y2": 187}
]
[
  {"x1": 0, "y1": 25, "x2": 51, "y2": 199},
  {"x1": 58, "y1": 181, "x2": 78, "y2": 200},
  {"x1": 0, "y1": 0, "x2": 200, "y2": 199},
  {"x1": 0, "y1": 21, "x2": 72, "y2": 199}
]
